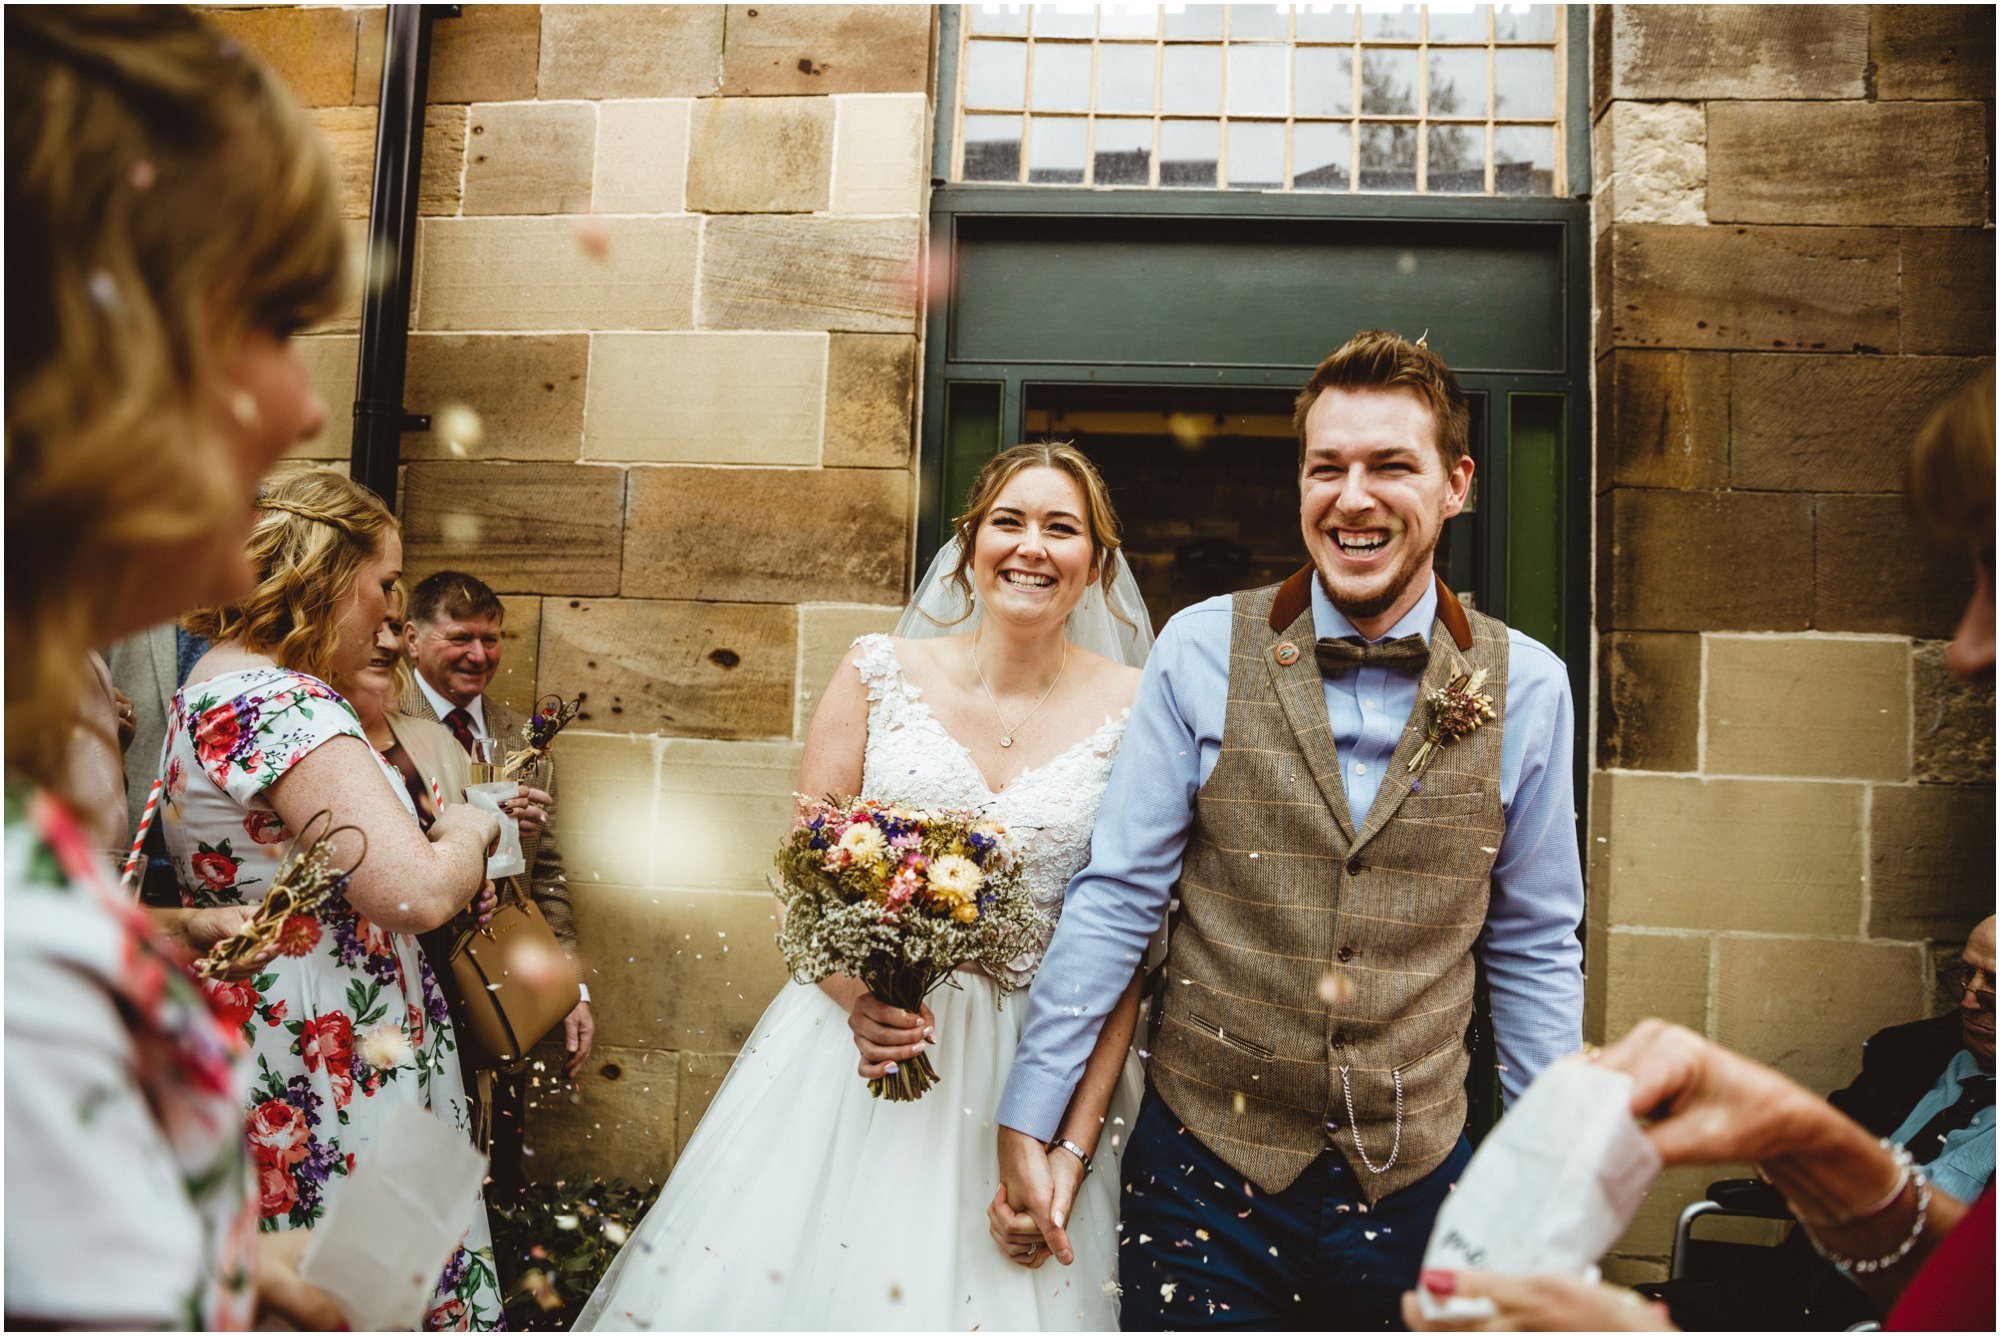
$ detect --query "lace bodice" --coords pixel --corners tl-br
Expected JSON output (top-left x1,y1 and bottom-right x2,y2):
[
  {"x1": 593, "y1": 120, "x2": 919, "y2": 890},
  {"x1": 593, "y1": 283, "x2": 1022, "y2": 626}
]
[{"x1": 852, "y1": 634, "x2": 1127, "y2": 989}]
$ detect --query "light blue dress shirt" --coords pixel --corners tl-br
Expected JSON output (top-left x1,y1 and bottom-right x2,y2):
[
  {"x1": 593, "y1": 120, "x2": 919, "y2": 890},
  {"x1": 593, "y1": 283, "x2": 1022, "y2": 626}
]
[
  {"x1": 1891, "y1": 1049, "x2": 1997, "y2": 1204},
  {"x1": 998, "y1": 577, "x2": 1586, "y2": 1142}
]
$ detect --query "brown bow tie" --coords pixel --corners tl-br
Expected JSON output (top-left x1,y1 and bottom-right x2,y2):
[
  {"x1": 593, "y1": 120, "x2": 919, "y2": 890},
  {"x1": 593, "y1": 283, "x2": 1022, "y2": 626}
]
[{"x1": 1314, "y1": 634, "x2": 1430, "y2": 676}]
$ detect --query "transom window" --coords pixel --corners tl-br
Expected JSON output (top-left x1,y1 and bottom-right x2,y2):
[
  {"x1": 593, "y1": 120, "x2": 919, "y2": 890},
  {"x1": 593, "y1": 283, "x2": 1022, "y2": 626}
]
[{"x1": 955, "y1": 3, "x2": 1564, "y2": 194}]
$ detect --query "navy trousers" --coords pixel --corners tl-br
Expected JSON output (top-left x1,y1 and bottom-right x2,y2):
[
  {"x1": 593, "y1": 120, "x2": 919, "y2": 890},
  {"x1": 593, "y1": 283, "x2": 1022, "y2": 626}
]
[{"x1": 1118, "y1": 1085, "x2": 1471, "y2": 1331}]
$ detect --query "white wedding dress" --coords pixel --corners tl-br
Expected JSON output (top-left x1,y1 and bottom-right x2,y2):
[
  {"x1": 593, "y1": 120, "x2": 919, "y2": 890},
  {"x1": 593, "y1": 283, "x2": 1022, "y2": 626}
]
[{"x1": 575, "y1": 635, "x2": 1144, "y2": 1332}]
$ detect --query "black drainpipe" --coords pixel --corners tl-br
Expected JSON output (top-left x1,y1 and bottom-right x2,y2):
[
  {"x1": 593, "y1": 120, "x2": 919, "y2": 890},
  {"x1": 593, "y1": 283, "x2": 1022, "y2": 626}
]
[{"x1": 350, "y1": 4, "x2": 457, "y2": 504}]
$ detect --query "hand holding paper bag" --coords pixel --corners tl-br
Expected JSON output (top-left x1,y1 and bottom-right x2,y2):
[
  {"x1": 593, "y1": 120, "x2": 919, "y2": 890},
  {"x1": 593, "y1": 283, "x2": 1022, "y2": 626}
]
[{"x1": 1415, "y1": 1057, "x2": 1662, "y2": 1323}]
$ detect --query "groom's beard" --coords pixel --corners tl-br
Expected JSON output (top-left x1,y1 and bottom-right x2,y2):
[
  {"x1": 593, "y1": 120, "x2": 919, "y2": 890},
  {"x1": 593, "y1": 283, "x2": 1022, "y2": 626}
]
[{"x1": 1312, "y1": 534, "x2": 1441, "y2": 625}]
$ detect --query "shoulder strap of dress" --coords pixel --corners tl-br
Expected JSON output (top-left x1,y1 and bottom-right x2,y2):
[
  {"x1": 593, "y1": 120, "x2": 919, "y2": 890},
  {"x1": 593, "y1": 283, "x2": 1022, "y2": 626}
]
[{"x1": 849, "y1": 633, "x2": 904, "y2": 701}]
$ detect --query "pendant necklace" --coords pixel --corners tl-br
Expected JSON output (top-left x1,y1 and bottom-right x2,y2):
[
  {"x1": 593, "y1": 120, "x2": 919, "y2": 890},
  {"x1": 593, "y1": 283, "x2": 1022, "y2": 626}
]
[{"x1": 972, "y1": 633, "x2": 1067, "y2": 748}]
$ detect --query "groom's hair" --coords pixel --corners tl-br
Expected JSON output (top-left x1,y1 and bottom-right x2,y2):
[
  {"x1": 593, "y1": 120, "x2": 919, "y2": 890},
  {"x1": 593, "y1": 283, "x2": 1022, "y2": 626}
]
[{"x1": 1293, "y1": 329, "x2": 1471, "y2": 470}]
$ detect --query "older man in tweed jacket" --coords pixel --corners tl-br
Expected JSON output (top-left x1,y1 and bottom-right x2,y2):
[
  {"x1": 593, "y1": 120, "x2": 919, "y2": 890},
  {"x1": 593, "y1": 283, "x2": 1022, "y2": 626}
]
[
  {"x1": 403, "y1": 570, "x2": 590, "y2": 1198},
  {"x1": 997, "y1": 330, "x2": 1584, "y2": 1329}
]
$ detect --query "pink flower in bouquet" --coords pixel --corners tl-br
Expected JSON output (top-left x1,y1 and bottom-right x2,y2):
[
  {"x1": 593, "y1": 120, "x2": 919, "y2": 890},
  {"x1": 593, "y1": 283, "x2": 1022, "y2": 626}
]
[
  {"x1": 247, "y1": 1098, "x2": 310, "y2": 1168},
  {"x1": 885, "y1": 862, "x2": 924, "y2": 909}
]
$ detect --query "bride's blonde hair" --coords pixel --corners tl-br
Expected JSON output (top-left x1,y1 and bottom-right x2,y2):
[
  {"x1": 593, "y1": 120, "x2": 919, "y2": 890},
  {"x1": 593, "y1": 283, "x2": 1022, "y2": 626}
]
[
  {"x1": 5, "y1": 5, "x2": 346, "y2": 790},
  {"x1": 939, "y1": 442, "x2": 1127, "y2": 629}
]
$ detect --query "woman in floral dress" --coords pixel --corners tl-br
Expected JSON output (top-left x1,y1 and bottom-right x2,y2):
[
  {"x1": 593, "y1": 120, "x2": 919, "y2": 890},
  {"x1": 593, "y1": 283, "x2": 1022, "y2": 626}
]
[
  {"x1": 4, "y1": 8, "x2": 355, "y2": 1325},
  {"x1": 165, "y1": 468, "x2": 507, "y2": 1330}
]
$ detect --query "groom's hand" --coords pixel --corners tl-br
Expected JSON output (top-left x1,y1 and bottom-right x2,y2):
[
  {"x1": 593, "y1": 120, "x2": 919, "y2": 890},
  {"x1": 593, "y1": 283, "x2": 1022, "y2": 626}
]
[{"x1": 997, "y1": 1127, "x2": 1073, "y2": 1265}]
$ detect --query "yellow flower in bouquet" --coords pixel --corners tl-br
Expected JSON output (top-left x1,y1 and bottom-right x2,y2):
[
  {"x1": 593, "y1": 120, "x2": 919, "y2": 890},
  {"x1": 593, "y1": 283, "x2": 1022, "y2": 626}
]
[{"x1": 927, "y1": 854, "x2": 983, "y2": 907}]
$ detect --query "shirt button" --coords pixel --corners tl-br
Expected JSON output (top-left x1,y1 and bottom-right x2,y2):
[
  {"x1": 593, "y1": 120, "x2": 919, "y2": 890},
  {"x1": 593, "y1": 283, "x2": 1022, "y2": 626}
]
[{"x1": 1353, "y1": 761, "x2": 1367, "y2": 777}]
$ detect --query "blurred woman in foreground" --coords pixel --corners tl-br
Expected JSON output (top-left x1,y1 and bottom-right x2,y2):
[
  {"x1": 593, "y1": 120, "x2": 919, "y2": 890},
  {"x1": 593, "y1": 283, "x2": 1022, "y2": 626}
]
[{"x1": 4, "y1": 5, "x2": 348, "y2": 1325}]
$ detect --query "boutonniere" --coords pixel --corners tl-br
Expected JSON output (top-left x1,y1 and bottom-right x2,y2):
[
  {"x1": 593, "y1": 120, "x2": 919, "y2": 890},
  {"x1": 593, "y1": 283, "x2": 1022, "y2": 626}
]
[{"x1": 1408, "y1": 667, "x2": 1495, "y2": 775}]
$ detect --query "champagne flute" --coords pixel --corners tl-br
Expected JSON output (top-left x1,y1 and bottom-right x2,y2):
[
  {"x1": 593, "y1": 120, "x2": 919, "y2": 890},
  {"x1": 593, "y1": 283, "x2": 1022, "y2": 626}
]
[{"x1": 469, "y1": 737, "x2": 500, "y2": 787}]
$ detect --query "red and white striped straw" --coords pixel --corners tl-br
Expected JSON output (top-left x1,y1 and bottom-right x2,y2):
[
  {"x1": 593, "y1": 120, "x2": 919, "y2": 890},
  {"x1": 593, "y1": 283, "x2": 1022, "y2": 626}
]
[
  {"x1": 431, "y1": 778, "x2": 445, "y2": 812},
  {"x1": 120, "y1": 777, "x2": 164, "y2": 895}
]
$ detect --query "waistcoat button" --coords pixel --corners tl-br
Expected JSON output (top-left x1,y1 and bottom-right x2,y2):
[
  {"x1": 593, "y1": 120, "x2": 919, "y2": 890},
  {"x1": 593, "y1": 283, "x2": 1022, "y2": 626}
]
[
  {"x1": 1337, "y1": 945, "x2": 1355, "y2": 963},
  {"x1": 1346, "y1": 857, "x2": 1364, "y2": 875}
]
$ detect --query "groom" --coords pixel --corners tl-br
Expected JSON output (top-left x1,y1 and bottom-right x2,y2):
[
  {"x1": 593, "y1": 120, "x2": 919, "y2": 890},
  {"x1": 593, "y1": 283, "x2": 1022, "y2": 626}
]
[{"x1": 997, "y1": 330, "x2": 1584, "y2": 1328}]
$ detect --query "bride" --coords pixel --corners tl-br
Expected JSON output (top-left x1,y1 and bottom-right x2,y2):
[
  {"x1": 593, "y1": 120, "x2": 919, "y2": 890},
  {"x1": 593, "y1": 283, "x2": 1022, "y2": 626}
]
[{"x1": 575, "y1": 444, "x2": 1154, "y2": 1331}]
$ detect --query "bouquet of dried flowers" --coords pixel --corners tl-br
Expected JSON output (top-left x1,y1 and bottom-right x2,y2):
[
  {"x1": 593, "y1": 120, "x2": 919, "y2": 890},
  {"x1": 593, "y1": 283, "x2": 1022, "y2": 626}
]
[
  {"x1": 1408, "y1": 667, "x2": 1497, "y2": 776},
  {"x1": 501, "y1": 694, "x2": 583, "y2": 779},
  {"x1": 773, "y1": 796, "x2": 1044, "y2": 1101},
  {"x1": 195, "y1": 811, "x2": 362, "y2": 979}
]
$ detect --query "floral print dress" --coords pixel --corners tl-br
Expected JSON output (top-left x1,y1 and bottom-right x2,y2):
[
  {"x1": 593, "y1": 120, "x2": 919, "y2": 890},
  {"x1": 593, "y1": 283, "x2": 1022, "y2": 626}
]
[
  {"x1": 4, "y1": 781, "x2": 257, "y2": 1329},
  {"x1": 159, "y1": 666, "x2": 503, "y2": 1331}
]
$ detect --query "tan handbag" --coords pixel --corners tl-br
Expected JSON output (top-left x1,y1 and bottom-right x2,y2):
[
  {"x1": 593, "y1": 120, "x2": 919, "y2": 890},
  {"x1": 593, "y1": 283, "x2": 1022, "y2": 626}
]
[{"x1": 447, "y1": 880, "x2": 581, "y2": 1071}]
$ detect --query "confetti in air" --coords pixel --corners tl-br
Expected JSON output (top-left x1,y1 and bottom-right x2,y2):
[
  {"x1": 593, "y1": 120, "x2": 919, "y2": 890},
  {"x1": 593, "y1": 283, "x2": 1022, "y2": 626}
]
[
  {"x1": 1318, "y1": 970, "x2": 1353, "y2": 1006},
  {"x1": 434, "y1": 401, "x2": 484, "y2": 456},
  {"x1": 442, "y1": 512, "x2": 482, "y2": 545},
  {"x1": 575, "y1": 214, "x2": 613, "y2": 262},
  {"x1": 128, "y1": 158, "x2": 157, "y2": 190},
  {"x1": 364, "y1": 239, "x2": 399, "y2": 296}
]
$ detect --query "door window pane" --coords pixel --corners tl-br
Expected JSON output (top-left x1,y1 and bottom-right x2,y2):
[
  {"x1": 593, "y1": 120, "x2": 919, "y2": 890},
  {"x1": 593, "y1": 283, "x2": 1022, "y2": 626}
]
[
  {"x1": 1030, "y1": 42, "x2": 1092, "y2": 111},
  {"x1": 1160, "y1": 120, "x2": 1220, "y2": 186},
  {"x1": 1427, "y1": 4, "x2": 1490, "y2": 42},
  {"x1": 1031, "y1": 4, "x2": 1095, "y2": 38},
  {"x1": 1427, "y1": 124, "x2": 1484, "y2": 191},
  {"x1": 1494, "y1": 3, "x2": 1556, "y2": 41},
  {"x1": 1227, "y1": 120, "x2": 1286, "y2": 188},
  {"x1": 1227, "y1": 4, "x2": 1290, "y2": 41},
  {"x1": 1427, "y1": 48, "x2": 1486, "y2": 117},
  {"x1": 1161, "y1": 43, "x2": 1223, "y2": 114},
  {"x1": 1494, "y1": 47, "x2": 1556, "y2": 119},
  {"x1": 1098, "y1": 5, "x2": 1160, "y2": 38},
  {"x1": 1359, "y1": 122, "x2": 1417, "y2": 190},
  {"x1": 1494, "y1": 124, "x2": 1555, "y2": 194},
  {"x1": 1164, "y1": 4, "x2": 1226, "y2": 39},
  {"x1": 1361, "y1": 5, "x2": 1421, "y2": 39},
  {"x1": 1227, "y1": 44, "x2": 1290, "y2": 117},
  {"x1": 1293, "y1": 5, "x2": 1357, "y2": 41},
  {"x1": 965, "y1": 40, "x2": 1028, "y2": 109},
  {"x1": 1293, "y1": 121, "x2": 1352, "y2": 190},
  {"x1": 1094, "y1": 118, "x2": 1154, "y2": 185},
  {"x1": 1096, "y1": 42, "x2": 1156, "y2": 113},
  {"x1": 1295, "y1": 46, "x2": 1353, "y2": 117},
  {"x1": 962, "y1": 115, "x2": 1024, "y2": 181},
  {"x1": 968, "y1": 4, "x2": 1028, "y2": 35},
  {"x1": 1027, "y1": 116, "x2": 1087, "y2": 182},
  {"x1": 1361, "y1": 48, "x2": 1418, "y2": 115}
]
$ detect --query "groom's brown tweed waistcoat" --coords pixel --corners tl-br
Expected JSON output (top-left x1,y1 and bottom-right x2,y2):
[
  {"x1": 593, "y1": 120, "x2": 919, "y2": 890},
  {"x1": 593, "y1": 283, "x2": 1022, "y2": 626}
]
[{"x1": 1149, "y1": 569, "x2": 1510, "y2": 1204}]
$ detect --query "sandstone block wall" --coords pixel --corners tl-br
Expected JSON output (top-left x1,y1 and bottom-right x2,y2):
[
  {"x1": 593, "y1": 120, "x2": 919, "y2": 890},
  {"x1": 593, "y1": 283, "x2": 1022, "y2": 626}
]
[
  {"x1": 1590, "y1": 3, "x2": 1995, "y2": 1276},
  {"x1": 210, "y1": 2, "x2": 934, "y2": 1183}
]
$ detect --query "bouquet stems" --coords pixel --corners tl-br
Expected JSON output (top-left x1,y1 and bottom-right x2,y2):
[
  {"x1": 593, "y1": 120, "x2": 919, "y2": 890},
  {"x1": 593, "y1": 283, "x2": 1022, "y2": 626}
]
[{"x1": 865, "y1": 965, "x2": 941, "y2": 1102}]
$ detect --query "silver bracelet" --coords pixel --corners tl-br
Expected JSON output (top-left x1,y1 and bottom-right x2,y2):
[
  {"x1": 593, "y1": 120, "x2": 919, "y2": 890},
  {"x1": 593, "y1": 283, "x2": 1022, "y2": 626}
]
[
  {"x1": 1805, "y1": 1141, "x2": 1931, "y2": 1275},
  {"x1": 1050, "y1": 1137, "x2": 1093, "y2": 1176}
]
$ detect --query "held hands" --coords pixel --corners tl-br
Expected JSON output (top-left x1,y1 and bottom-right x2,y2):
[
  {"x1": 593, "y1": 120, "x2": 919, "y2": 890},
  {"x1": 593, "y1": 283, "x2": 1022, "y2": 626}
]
[
  {"x1": 846, "y1": 991, "x2": 934, "y2": 1081},
  {"x1": 994, "y1": 1126, "x2": 1074, "y2": 1267},
  {"x1": 1401, "y1": 1270, "x2": 1675, "y2": 1332}
]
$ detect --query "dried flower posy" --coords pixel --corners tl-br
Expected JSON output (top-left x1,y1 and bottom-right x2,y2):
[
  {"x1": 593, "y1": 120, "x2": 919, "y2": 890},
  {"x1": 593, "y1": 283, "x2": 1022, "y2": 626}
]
[
  {"x1": 502, "y1": 693, "x2": 583, "y2": 778},
  {"x1": 1407, "y1": 667, "x2": 1495, "y2": 775},
  {"x1": 196, "y1": 811, "x2": 363, "y2": 979}
]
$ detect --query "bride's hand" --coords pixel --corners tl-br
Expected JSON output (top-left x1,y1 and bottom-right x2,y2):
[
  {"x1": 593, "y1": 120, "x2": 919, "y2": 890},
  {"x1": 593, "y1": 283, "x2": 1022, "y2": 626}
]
[
  {"x1": 989, "y1": 1184, "x2": 1051, "y2": 1268},
  {"x1": 847, "y1": 992, "x2": 934, "y2": 1080}
]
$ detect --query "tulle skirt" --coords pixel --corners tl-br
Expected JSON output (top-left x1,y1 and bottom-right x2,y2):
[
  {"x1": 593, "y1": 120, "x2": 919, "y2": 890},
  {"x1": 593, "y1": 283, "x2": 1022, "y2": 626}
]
[{"x1": 573, "y1": 974, "x2": 1141, "y2": 1331}]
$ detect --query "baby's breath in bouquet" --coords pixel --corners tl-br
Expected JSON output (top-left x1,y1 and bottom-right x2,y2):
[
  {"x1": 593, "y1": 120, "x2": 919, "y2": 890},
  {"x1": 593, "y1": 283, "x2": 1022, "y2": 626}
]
[{"x1": 774, "y1": 796, "x2": 1045, "y2": 1102}]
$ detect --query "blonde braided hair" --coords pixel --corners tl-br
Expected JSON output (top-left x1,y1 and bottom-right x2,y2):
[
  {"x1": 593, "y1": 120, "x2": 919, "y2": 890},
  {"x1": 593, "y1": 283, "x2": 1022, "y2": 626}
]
[{"x1": 185, "y1": 470, "x2": 398, "y2": 682}]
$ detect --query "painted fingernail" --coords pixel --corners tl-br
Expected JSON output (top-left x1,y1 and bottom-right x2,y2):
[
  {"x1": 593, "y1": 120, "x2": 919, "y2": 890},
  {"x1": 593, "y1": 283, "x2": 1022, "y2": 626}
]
[
  {"x1": 1420, "y1": 1269, "x2": 1456, "y2": 1296},
  {"x1": 883, "y1": 1061, "x2": 898, "y2": 1074}
]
